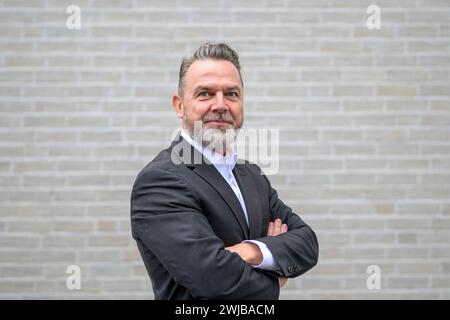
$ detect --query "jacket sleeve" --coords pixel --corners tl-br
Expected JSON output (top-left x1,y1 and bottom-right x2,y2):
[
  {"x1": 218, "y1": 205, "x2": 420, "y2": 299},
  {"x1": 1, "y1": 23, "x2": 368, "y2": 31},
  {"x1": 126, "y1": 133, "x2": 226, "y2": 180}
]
[
  {"x1": 130, "y1": 166, "x2": 280, "y2": 300},
  {"x1": 254, "y1": 175, "x2": 319, "y2": 278}
]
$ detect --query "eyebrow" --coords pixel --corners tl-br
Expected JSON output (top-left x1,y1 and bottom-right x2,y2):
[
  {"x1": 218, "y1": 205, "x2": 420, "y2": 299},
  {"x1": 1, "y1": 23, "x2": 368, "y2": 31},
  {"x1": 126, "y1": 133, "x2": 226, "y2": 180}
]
[
  {"x1": 225, "y1": 86, "x2": 241, "y2": 93},
  {"x1": 193, "y1": 86, "x2": 211, "y2": 95},
  {"x1": 193, "y1": 85, "x2": 242, "y2": 95}
]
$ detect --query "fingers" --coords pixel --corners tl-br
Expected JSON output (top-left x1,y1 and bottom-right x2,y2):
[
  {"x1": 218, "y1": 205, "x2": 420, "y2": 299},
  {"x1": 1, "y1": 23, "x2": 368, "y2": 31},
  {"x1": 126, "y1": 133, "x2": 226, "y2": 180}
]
[
  {"x1": 224, "y1": 244, "x2": 236, "y2": 253},
  {"x1": 279, "y1": 277, "x2": 288, "y2": 288},
  {"x1": 267, "y1": 221, "x2": 274, "y2": 236},
  {"x1": 267, "y1": 218, "x2": 288, "y2": 236},
  {"x1": 273, "y1": 218, "x2": 282, "y2": 235}
]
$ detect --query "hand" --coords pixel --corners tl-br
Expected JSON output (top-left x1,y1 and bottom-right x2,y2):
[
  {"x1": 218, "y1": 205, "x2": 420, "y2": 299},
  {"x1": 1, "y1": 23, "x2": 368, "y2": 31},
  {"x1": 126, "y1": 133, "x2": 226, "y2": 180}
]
[
  {"x1": 267, "y1": 218, "x2": 288, "y2": 237},
  {"x1": 268, "y1": 219, "x2": 288, "y2": 288},
  {"x1": 226, "y1": 218, "x2": 289, "y2": 285},
  {"x1": 225, "y1": 242, "x2": 263, "y2": 266},
  {"x1": 279, "y1": 277, "x2": 288, "y2": 288}
]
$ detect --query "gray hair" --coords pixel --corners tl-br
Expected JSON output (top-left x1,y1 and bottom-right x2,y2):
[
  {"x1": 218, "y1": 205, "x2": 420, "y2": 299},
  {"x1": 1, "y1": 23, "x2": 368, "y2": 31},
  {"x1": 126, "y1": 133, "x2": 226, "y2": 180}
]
[{"x1": 178, "y1": 42, "x2": 243, "y2": 96}]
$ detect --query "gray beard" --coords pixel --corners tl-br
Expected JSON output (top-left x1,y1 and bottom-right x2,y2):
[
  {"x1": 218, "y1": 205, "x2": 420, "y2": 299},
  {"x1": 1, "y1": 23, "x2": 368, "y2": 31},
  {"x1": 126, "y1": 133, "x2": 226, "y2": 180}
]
[{"x1": 185, "y1": 120, "x2": 239, "y2": 156}]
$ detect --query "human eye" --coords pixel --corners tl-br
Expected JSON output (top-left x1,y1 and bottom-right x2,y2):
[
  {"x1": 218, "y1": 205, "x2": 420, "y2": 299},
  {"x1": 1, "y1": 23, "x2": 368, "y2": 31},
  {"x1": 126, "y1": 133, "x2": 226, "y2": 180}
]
[
  {"x1": 197, "y1": 91, "x2": 211, "y2": 98},
  {"x1": 226, "y1": 91, "x2": 239, "y2": 98}
]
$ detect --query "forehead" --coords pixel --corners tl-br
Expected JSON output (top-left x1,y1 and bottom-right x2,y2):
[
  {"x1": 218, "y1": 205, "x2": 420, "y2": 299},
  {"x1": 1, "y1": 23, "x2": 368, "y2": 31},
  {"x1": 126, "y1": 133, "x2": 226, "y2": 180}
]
[{"x1": 185, "y1": 59, "x2": 242, "y2": 89}]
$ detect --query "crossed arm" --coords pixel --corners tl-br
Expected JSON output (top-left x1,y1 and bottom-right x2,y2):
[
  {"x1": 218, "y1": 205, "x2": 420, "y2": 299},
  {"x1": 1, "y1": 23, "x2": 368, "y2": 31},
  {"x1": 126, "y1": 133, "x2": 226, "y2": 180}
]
[
  {"x1": 225, "y1": 218, "x2": 289, "y2": 288},
  {"x1": 131, "y1": 167, "x2": 318, "y2": 298},
  {"x1": 225, "y1": 173, "x2": 319, "y2": 283},
  {"x1": 131, "y1": 168, "x2": 282, "y2": 299}
]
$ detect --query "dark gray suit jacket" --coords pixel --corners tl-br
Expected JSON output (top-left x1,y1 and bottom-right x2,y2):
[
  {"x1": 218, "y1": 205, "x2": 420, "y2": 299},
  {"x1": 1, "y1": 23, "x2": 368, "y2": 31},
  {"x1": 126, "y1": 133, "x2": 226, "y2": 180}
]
[{"x1": 130, "y1": 135, "x2": 319, "y2": 299}]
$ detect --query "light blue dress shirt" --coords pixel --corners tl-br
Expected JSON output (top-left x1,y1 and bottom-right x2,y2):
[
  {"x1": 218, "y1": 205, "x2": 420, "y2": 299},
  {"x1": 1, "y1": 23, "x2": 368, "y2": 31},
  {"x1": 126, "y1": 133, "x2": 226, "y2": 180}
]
[{"x1": 181, "y1": 129, "x2": 277, "y2": 270}]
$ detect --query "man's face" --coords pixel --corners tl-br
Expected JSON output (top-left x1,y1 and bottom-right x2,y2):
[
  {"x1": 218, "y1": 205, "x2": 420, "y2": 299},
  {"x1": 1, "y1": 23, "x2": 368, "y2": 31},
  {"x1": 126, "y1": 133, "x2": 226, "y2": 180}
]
[{"x1": 173, "y1": 59, "x2": 244, "y2": 153}]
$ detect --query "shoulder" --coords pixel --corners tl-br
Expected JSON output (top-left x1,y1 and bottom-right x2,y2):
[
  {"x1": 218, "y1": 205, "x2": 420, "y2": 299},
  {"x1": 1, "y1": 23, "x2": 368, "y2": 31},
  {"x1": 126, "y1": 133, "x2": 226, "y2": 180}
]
[
  {"x1": 132, "y1": 147, "x2": 189, "y2": 189},
  {"x1": 131, "y1": 148, "x2": 202, "y2": 208},
  {"x1": 236, "y1": 158, "x2": 269, "y2": 175},
  {"x1": 235, "y1": 159, "x2": 273, "y2": 186}
]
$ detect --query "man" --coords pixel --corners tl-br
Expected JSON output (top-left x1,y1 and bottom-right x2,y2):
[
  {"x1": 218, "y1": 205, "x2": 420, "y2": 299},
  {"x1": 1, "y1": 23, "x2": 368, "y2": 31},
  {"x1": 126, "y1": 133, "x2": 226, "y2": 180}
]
[{"x1": 130, "y1": 43, "x2": 319, "y2": 300}]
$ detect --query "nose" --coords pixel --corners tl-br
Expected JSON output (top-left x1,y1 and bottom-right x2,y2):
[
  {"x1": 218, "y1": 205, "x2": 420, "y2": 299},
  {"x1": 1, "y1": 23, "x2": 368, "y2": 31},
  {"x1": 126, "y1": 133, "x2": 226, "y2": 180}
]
[{"x1": 211, "y1": 92, "x2": 228, "y2": 113}]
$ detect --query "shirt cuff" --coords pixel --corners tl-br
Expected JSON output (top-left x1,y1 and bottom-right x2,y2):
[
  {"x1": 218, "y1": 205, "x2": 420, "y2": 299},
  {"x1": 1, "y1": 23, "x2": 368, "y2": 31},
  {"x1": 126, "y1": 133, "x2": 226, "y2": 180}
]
[{"x1": 243, "y1": 240, "x2": 278, "y2": 271}]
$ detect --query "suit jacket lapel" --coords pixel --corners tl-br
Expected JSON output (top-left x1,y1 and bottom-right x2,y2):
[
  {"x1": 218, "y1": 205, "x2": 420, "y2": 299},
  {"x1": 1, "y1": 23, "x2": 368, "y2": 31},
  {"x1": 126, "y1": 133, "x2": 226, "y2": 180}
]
[
  {"x1": 233, "y1": 165, "x2": 263, "y2": 240},
  {"x1": 170, "y1": 136, "x2": 250, "y2": 239},
  {"x1": 192, "y1": 164, "x2": 250, "y2": 239}
]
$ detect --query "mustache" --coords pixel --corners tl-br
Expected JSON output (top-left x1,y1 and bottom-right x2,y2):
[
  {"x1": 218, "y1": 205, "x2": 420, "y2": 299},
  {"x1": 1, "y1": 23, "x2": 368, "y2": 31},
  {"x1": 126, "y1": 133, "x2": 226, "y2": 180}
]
[{"x1": 202, "y1": 113, "x2": 234, "y2": 124}]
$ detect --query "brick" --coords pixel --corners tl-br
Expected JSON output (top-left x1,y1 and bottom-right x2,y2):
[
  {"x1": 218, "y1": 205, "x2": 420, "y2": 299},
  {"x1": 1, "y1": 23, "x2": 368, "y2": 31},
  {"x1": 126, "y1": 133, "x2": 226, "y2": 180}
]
[
  {"x1": 388, "y1": 159, "x2": 429, "y2": 170},
  {"x1": 31, "y1": 250, "x2": 76, "y2": 262},
  {"x1": 77, "y1": 250, "x2": 121, "y2": 262},
  {"x1": 419, "y1": 232, "x2": 450, "y2": 243},
  {"x1": 52, "y1": 221, "x2": 94, "y2": 232},
  {"x1": 96, "y1": 220, "x2": 116, "y2": 232},
  {"x1": 300, "y1": 277, "x2": 341, "y2": 290},
  {"x1": 88, "y1": 265, "x2": 132, "y2": 277},
  {"x1": 0, "y1": 281, "x2": 33, "y2": 293},
  {"x1": 42, "y1": 235, "x2": 87, "y2": 247},
  {"x1": 353, "y1": 233, "x2": 395, "y2": 244},
  {"x1": 397, "y1": 201, "x2": 439, "y2": 215},
  {"x1": 88, "y1": 235, "x2": 130, "y2": 247},
  {"x1": 398, "y1": 233, "x2": 417, "y2": 244},
  {"x1": 0, "y1": 117, "x2": 20, "y2": 128},
  {"x1": 341, "y1": 219, "x2": 385, "y2": 230},
  {"x1": 22, "y1": 176, "x2": 65, "y2": 187},
  {"x1": 410, "y1": 130, "x2": 448, "y2": 141},
  {"x1": 67, "y1": 116, "x2": 109, "y2": 127},
  {"x1": 335, "y1": 145, "x2": 374, "y2": 155},
  {"x1": 334, "y1": 174, "x2": 375, "y2": 185},
  {"x1": 398, "y1": 27, "x2": 438, "y2": 37},
  {"x1": 322, "y1": 130, "x2": 363, "y2": 141},
  {"x1": 432, "y1": 248, "x2": 450, "y2": 258},
  {"x1": 398, "y1": 262, "x2": 439, "y2": 274},
  {"x1": 388, "y1": 276, "x2": 428, "y2": 289},
  {"x1": 366, "y1": 130, "x2": 406, "y2": 141},
  {"x1": 0, "y1": 236, "x2": 40, "y2": 247},
  {"x1": 387, "y1": 247, "x2": 429, "y2": 259},
  {"x1": 377, "y1": 174, "x2": 417, "y2": 185},
  {"x1": 56, "y1": 161, "x2": 102, "y2": 171},
  {"x1": 431, "y1": 277, "x2": 450, "y2": 288},
  {"x1": 34, "y1": 132, "x2": 77, "y2": 143},
  {"x1": 65, "y1": 175, "x2": 110, "y2": 186},
  {"x1": 341, "y1": 247, "x2": 385, "y2": 259},
  {"x1": 314, "y1": 232, "x2": 351, "y2": 244}
]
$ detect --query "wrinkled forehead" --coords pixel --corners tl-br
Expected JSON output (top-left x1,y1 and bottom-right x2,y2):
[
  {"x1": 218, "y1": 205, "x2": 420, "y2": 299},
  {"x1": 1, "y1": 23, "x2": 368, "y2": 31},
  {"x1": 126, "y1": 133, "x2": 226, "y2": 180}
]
[{"x1": 185, "y1": 59, "x2": 243, "y2": 90}]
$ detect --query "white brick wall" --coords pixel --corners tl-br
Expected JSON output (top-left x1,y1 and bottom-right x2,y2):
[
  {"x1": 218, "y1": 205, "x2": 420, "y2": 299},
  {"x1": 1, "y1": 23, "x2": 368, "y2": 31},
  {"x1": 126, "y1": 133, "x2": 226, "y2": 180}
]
[{"x1": 0, "y1": 0, "x2": 449, "y2": 299}]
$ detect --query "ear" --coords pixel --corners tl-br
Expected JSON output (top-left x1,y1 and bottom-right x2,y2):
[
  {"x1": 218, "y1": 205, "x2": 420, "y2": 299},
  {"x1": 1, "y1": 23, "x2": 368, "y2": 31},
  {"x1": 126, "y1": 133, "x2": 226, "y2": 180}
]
[{"x1": 172, "y1": 94, "x2": 184, "y2": 119}]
